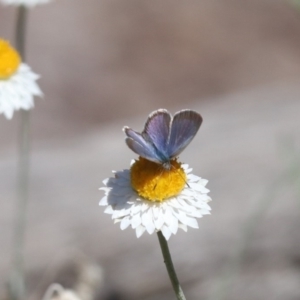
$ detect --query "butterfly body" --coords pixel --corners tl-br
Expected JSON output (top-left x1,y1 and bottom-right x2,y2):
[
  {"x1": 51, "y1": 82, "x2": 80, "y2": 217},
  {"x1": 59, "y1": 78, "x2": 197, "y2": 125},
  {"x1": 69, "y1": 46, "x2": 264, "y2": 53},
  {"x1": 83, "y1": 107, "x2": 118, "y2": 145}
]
[{"x1": 124, "y1": 109, "x2": 202, "y2": 168}]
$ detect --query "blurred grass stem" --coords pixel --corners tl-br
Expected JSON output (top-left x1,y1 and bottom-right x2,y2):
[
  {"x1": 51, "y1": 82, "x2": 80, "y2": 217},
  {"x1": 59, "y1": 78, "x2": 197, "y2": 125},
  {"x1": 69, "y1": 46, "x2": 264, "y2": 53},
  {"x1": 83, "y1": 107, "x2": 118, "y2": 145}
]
[
  {"x1": 16, "y1": 5, "x2": 27, "y2": 58},
  {"x1": 157, "y1": 231, "x2": 186, "y2": 300},
  {"x1": 9, "y1": 5, "x2": 30, "y2": 300},
  {"x1": 210, "y1": 138, "x2": 300, "y2": 300},
  {"x1": 210, "y1": 177, "x2": 281, "y2": 300}
]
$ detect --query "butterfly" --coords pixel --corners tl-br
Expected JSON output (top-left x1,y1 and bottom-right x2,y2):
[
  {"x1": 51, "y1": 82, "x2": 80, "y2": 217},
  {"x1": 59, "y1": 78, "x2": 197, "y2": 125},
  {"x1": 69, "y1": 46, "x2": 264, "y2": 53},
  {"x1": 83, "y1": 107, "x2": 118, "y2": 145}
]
[{"x1": 123, "y1": 109, "x2": 202, "y2": 169}]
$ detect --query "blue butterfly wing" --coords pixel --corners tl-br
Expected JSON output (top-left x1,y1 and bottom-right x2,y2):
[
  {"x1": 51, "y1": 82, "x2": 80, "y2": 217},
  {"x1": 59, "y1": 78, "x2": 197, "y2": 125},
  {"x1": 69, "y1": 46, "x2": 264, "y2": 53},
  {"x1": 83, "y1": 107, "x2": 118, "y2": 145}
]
[
  {"x1": 143, "y1": 109, "x2": 171, "y2": 161},
  {"x1": 124, "y1": 127, "x2": 162, "y2": 163},
  {"x1": 167, "y1": 110, "x2": 202, "y2": 158}
]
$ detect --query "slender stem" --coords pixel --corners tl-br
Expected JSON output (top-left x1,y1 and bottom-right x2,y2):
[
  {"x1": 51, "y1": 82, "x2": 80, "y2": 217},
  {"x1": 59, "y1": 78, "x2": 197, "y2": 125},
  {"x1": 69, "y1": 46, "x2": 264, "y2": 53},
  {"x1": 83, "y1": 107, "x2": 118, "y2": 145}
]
[
  {"x1": 9, "y1": 5, "x2": 30, "y2": 300},
  {"x1": 16, "y1": 5, "x2": 27, "y2": 59},
  {"x1": 10, "y1": 110, "x2": 31, "y2": 300},
  {"x1": 157, "y1": 231, "x2": 187, "y2": 300}
]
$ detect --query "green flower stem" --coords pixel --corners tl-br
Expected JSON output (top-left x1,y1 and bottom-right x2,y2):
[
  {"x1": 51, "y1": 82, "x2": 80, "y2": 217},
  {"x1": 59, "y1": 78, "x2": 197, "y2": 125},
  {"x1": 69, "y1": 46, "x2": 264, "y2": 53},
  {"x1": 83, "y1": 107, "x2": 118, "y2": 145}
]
[
  {"x1": 157, "y1": 231, "x2": 187, "y2": 300},
  {"x1": 9, "y1": 5, "x2": 30, "y2": 300},
  {"x1": 16, "y1": 5, "x2": 27, "y2": 58}
]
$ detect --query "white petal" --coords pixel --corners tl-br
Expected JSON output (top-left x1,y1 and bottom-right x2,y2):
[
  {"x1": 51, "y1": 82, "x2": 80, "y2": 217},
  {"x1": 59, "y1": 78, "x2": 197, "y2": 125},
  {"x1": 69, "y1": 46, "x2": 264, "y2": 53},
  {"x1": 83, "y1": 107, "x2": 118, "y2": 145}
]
[
  {"x1": 154, "y1": 210, "x2": 164, "y2": 230},
  {"x1": 178, "y1": 223, "x2": 187, "y2": 232},
  {"x1": 161, "y1": 226, "x2": 172, "y2": 240},
  {"x1": 102, "y1": 178, "x2": 109, "y2": 185},
  {"x1": 112, "y1": 208, "x2": 130, "y2": 219},
  {"x1": 131, "y1": 214, "x2": 142, "y2": 229},
  {"x1": 172, "y1": 210, "x2": 188, "y2": 224},
  {"x1": 189, "y1": 182, "x2": 206, "y2": 192},
  {"x1": 184, "y1": 217, "x2": 199, "y2": 229},
  {"x1": 131, "y1": 203, "x2": 142, "y2": 214},
  {"x1": 136, "y1": 225, "x2": 146, "y2": 238},
  {"x1": 104, "y1": 206, "x2": 114, "y2": 214},
  {"x1": 166, "y1": 214, "x2": 178, "y2": 234},
  {"x1": 120, "y1": 217, "x2": 131, "y2": 230},
  {"x1": 99, "y1": 196, "x2": 108, "y2": 206},
  {"x1": 163, "y1": 206, "x2": 173, "y2": 224},
  {"x1": 187, "y1": 174, "x2": 200, "y2": 182},
  {"x1": 142, "y1": 210, "x2": 155, "y2": 234}
]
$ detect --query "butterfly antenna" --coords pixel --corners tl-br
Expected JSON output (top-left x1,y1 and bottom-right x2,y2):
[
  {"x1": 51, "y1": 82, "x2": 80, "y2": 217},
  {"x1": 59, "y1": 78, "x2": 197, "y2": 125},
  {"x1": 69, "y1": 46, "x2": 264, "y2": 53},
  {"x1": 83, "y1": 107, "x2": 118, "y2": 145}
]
[
  {"x1": 170, "y1": 163, "x2": 190, "y2": 188},
  {"x1": 153, "y1": 162, "x2": 189, "y2": 191}
]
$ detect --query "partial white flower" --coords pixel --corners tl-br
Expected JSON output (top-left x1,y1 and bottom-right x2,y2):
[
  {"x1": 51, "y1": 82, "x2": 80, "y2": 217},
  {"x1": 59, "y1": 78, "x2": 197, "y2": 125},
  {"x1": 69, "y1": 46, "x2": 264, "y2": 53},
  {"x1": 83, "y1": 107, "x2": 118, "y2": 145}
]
[
  {"x1": 0, "y1": 0, "x2": 51, "y2": 7},
  {"x1": 0, "y1": 39, "x2": 42, "y2": 119},
  {"x1": 0, "y1": 63, "x2": 42, "y2": 119},
  {"x1": 42, "y1": 284, "x2": 82, "y2": 300},
  {"x1": 99, "y1": 162, "x2": 211, "y2": 240}
]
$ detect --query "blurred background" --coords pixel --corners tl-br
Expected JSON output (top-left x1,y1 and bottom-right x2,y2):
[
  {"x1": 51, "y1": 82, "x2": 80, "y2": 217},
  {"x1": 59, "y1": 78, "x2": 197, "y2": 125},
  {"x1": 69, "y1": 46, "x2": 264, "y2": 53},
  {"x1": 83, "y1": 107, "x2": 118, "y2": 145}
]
[{"x1": 0, "y1": 0, "x2": 300, "y2": 299}]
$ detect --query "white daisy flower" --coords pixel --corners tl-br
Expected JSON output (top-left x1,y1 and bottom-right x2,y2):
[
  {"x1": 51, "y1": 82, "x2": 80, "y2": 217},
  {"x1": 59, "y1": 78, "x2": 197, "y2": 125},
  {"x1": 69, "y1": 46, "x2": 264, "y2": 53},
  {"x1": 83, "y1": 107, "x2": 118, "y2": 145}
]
[
  {"x1": 0, "y1": 0, "x2": 51, "y2": 7},
  {"x1": 0, "y1": 39, "x2": 42, "y2": 119},
  {"x1": 100, "y1": 157, "x2": 211, "y2": 240}
]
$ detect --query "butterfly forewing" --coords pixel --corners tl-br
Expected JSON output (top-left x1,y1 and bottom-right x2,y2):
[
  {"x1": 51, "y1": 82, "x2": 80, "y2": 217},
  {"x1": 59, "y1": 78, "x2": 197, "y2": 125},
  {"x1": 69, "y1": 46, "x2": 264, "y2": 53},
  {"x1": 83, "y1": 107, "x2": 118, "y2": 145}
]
[
  {"x1": 167, "y1": 110, "x2": 202, "y2": 158},
  {"x1": 143, "y1": 109, "x2": 171, "y2": 160},
  {"x1": 124, "y1": 127, "x2": 162, "y2": 163}
]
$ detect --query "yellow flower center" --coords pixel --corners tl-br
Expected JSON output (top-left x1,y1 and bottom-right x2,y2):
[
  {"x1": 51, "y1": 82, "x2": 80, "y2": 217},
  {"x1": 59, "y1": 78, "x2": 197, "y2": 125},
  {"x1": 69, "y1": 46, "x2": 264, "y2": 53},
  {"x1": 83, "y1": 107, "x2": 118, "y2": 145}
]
[
  {"x1": 130, "y1": 157, "x2": 187, "y2": 202},
  {"x1": 0, "y1": 40, "x2": 21, "y2": 79}
]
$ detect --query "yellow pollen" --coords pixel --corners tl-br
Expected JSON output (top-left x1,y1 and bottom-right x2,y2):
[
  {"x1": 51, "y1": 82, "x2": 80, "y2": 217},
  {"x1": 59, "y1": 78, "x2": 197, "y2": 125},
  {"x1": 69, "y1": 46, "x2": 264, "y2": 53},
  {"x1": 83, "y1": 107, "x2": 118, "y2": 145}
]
[
  {"x1": 0, "y1": 40, "x2": 21, "y2": 79},
  {"x1": 130, "y1": 157, "x2": 187, "y2": 202}
]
